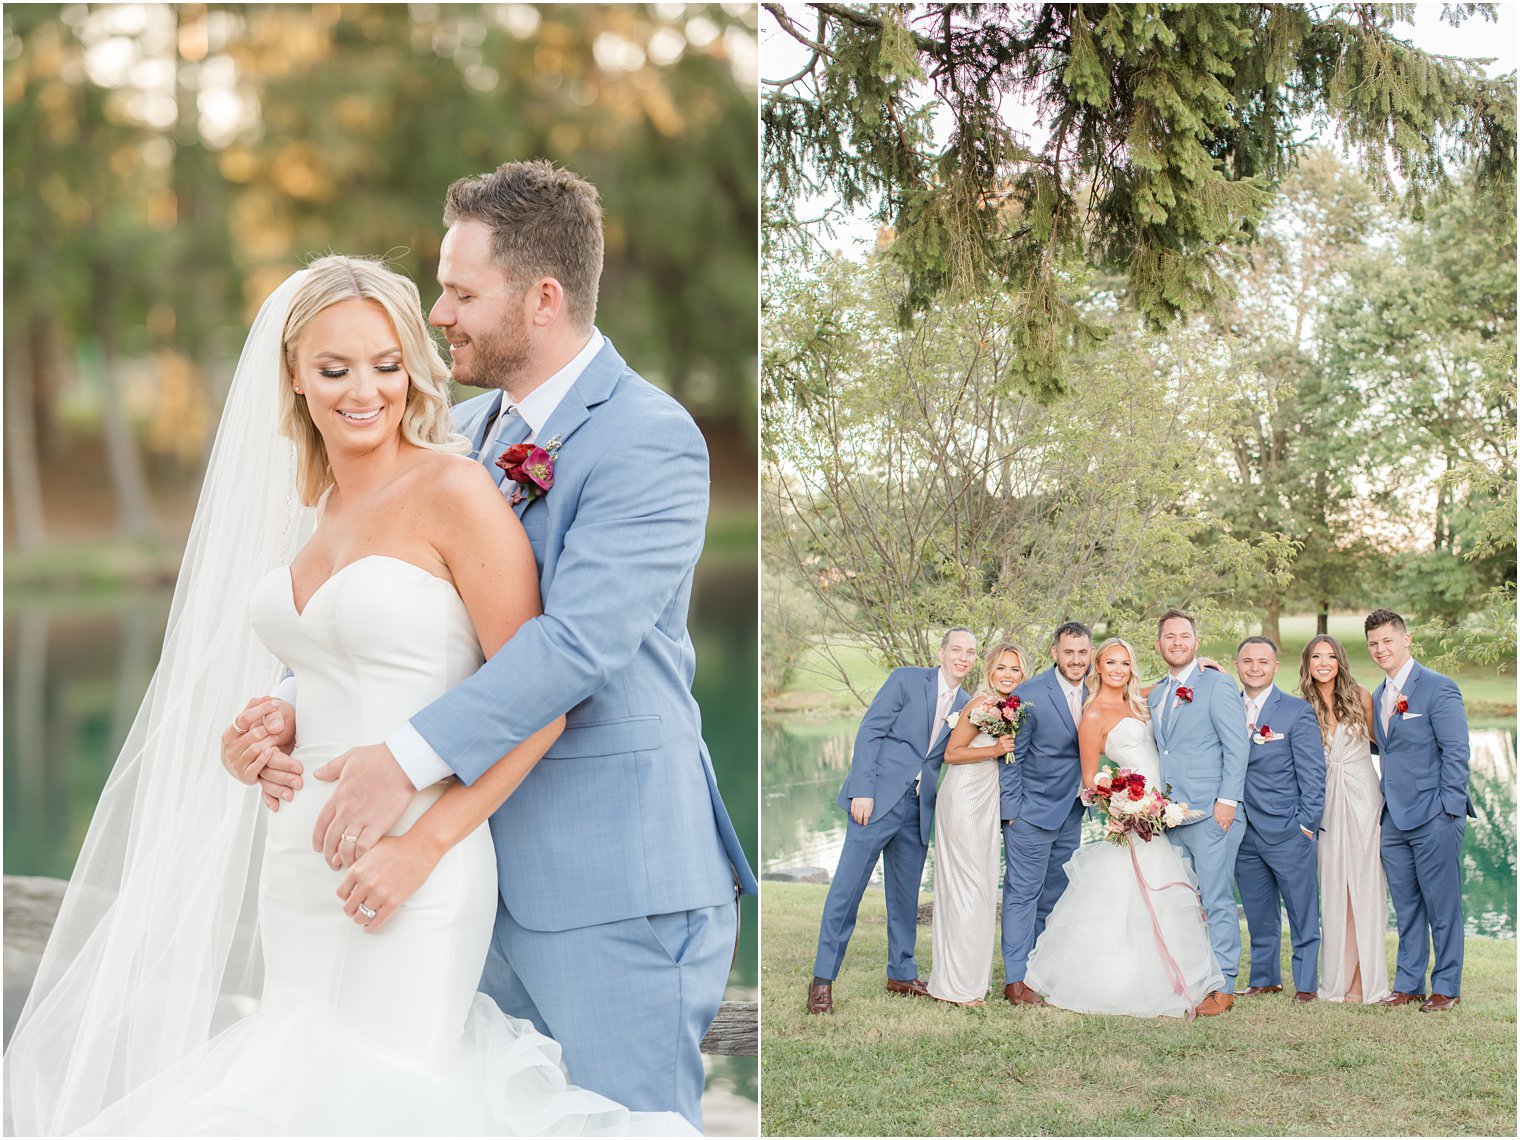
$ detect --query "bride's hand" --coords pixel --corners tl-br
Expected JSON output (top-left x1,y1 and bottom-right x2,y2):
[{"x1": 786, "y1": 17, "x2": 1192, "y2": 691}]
[{"x1": 337, "y1": 834, "x2": 441, "y2": 934}]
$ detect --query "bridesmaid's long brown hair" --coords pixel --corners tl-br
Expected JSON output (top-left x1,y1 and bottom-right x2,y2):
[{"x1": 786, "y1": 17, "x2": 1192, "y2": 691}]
[{"x1": 1299, "y1": 634, "x2": 1370, "y2": 742}]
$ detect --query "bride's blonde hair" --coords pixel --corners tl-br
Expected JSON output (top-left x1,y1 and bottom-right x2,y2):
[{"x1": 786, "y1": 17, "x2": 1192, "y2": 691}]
[
  {"x1": 1085, "y1": 637, "x2": 1150, "y2": 720},
  {"x1": 279, "y1": 255, "x2": 468, "y2": 505}
]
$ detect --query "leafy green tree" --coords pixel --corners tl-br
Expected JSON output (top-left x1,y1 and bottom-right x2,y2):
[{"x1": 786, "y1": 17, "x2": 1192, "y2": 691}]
[
  {"x1": 763, "y1": 254, "x2": 1281, "y2": 696},
  {"x1": 1203, "y1": 149, "x2": 1386, "y2": 641},
  {"x1": 1319, "y1": 172, "x2": 1515, "y2": 629},
  {"x1": 764, "y1": 3, "x2": 1516, "y2": 399}
]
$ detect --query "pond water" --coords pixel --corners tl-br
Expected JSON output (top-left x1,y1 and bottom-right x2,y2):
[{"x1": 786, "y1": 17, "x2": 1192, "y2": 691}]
[
  {"x1": 3, "y1": 559, "x2": 758, "y2": 1128},
  {"x1": 764, "y1": 712, "x2": 1517, "y2": 939}
]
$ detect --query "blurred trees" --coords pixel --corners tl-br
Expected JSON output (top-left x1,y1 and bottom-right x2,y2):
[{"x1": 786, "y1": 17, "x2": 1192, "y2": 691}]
[{"x1": 4, "y1": 3, "x2": 759, "y2": 548}]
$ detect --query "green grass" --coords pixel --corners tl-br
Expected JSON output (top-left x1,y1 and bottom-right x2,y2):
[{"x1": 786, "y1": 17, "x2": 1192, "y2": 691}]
[
  {"x1": 773, "y1": 613, "x2": 1515, "y2": 723},
  {"x1": 761, "y1": 883, "x2": 1517, "y2": 1136}
]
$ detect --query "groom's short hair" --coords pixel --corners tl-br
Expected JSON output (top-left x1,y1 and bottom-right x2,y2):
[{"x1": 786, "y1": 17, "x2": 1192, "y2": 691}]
[
  {"x1": 1364, "y1": 608, "x2": 1406, "y2": 635},
  {"x1": 1156, "y1": 608, "x2": 1196, "y2": 637},
  {"x1": 941, "y1": 626, "x2": 975, "y2": 648},
  {"x1": 443, "y1": 160, "x2": 604, "y2": 330},
  {"x1": 1051, "y1": 621, "x2": 1091, "y2": 645}
]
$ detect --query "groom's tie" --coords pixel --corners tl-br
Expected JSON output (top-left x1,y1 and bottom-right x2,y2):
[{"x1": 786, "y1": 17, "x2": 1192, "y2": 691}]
[
  {"x1": 1157, "y1": 676, "x2": 1176, "y2": 729},
  {"x1": 483, "y1": 404, "x2": 532, "y2": 487}
]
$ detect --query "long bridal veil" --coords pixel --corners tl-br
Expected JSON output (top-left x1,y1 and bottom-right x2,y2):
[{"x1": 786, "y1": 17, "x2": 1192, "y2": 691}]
[{"x1": 5, "y1": 271, "x2": 316, "y2": 1135}]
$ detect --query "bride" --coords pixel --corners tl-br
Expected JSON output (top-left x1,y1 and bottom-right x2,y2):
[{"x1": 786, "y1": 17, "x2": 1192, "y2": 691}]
[
  {"x1": 4, "y1": 257, "x2": 692, "y2": 1136},
  {"x1": 1024, "y1": 637, "x2": 1223, "y2": 1018}
]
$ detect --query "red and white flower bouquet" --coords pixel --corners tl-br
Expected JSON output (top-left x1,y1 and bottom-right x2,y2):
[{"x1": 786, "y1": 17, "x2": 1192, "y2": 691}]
[{"x1": 1080, "y1": 762, "x2": 1197, "y2": 846}]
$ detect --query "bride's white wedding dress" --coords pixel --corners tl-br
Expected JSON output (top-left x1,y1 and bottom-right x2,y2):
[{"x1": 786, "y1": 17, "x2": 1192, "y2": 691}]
[
  {"x1": 1024, "y1": 717, "x2": 1223, "y2": 1018},
  {"x1": 78, "y1": 555, "x2": 692, "y2": 1136}
]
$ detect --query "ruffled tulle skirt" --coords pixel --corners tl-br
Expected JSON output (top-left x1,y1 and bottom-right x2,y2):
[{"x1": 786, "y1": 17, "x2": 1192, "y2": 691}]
[
  {"x1": 1024, "y1": 835, "x2": 1224, "y2": 1018},
  {"x1": 74, "y1": 993, "x2": 694, "y2": 1136}
]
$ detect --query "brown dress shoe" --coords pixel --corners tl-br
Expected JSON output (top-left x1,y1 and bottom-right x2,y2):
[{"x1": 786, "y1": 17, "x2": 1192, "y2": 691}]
[
  {"x1": 806, "y1": 981, "x2": 833, "y2": 1014},
  {"x1": 1293, "y1": 991, "x2": 1317, "y2": 1003},
  {"x1": 1003, "y1": 981, "x2": 1045, "y2": 1006},
  {"x1": 1377, "y1": 991, "x2": 1426, "y2": 1007},
  {"x1": 1240, "y1": 985, "x2": 1283, "y2": 996},
  {"x1": 886, "y1": 976, "x2": 930, "y2": 998},
  {"x1": 1195, "y1": 991, "x2": 1235, "y2": 1016},
  {"x1": 1419, "y1": 993, "x2": 1461, "y2": 1012}
]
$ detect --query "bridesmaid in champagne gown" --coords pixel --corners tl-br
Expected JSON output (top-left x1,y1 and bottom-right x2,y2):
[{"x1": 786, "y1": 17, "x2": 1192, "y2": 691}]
[
  {"x1": 1300, "y1": 635, "x2": 1391, "y2": 1004},
  {"x1": 927, "y1": 643, "x2": 1027, "y2": 1005}
]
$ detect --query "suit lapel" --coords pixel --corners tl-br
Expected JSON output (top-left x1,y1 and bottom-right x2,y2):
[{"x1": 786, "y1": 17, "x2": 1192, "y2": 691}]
[
  {"x1": 467, "y1": 390, "x2": 505, "y2": 460},
  {"x1": 1255, "y1": 687, "x2": 1282, "y2": 739},
  {"x1": 926, "y1": 670, "x2": 944, "y2": 753},
  {"x1": 1388, "y1": 664, "x2": 1421, "y2": 739},
  {"x1": 511, "y1": 340, "x2": 626, "y2": 518},
  {"x1": 1372, "y1": 677, "x2": 1388, "y2": 748}
]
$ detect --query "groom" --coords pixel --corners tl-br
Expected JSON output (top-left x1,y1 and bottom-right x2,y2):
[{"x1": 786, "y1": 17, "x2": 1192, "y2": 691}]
[
  {"x1": 998, "y1": 621, "x2": 1091, "y2": 1006},
  {"x1": 222, "y1": 161, "x2": 755, "y2": 1126},
  {"x1": 1149, "y1": 609, "x2": 1249, "y2": 1016}
]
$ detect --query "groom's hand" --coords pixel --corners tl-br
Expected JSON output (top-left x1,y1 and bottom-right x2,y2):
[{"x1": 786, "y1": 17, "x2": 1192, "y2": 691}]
[
  {"x1": 1213, "y1": 801, "x2": 1236, "y2": 831},
  {"x1": 312, "y1": 743, "x2": 414, "y2": 868},
  {"x1": 849, "y1": 797, "x2": 874, "y2": 826}
]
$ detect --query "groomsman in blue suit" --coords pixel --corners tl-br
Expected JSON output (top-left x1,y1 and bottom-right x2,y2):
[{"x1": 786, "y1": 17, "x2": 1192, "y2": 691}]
[
  {"x1": 807, "y1": 629, "x2": 977, "y2": 1013},
  {"x1": 1149, "y1": 609, "x2": 1250, "y2": 1015},
  {"x1": 1365, "y1": 608, "x2": 1473, "y2": 1012},
  {"x1": 1231, "y1": 637, "x2": 1326, "y2": 1001},
  {"x1": 999, "y1": 621, "x2": 1092, "y2": 1006}
]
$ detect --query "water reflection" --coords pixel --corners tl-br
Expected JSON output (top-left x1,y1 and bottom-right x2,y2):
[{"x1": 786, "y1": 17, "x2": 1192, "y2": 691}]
[{"x1": 764, "y1": 715, "x2": 1517, "y2": 938}]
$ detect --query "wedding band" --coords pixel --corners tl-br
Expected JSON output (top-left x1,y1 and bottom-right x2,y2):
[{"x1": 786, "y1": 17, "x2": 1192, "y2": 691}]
[
  {"x1": 357, "y1": 903, "x2": 376, "y2": 920},
  {"x1": 231, "y1": 717, "x2": 245, "y2": 734},
  {"x1": 342, "y1": 833, "x2": 359, "y2": 845}
]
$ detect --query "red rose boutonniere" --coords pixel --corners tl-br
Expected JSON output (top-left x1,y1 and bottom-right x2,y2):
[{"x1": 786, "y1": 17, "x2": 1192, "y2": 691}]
[
  {"x1": 1175, "y1": 685, "x2": 1194, "y2": 705},
  {"x1": 497, "y1": 434, "x2": 563, "y2": 507},
  {"x1": 1252, "y1": 724, "x2": 1281, "y2": 745},
  {"x1": 1394, "y1": 695, "x2": 1409, "y2": 715}
]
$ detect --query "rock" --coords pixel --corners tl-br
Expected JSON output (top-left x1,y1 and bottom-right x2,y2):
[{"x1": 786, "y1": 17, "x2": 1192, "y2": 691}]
[{"x1": 761, "y1": 866, "x2": 831, "y2": 884}]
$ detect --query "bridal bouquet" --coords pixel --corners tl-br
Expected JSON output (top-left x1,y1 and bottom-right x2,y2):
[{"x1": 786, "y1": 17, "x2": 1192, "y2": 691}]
[
  {"x1": 967, "y1": 695, "x2": 1032, "y2": 761},
  {"x1": 1081, "y1": 762, "x2": 1194, "y2": 846}
]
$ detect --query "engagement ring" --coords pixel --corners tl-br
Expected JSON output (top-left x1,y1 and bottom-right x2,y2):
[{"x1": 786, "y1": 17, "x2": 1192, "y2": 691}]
[
  {"x1": 358, "y1": 903, "x2": 376, "y2": 920},
  {"x1": 342, "y1": 834, "x2": 359, "y2": 845}
]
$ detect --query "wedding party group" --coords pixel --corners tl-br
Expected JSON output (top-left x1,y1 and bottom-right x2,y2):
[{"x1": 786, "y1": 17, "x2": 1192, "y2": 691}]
[
  {"x1": 806, "y1": 608, "x2": 1474, "y2": 1020},
  {"x1": 5, "y1": 161, "x2": 757, "y2": 1136}
]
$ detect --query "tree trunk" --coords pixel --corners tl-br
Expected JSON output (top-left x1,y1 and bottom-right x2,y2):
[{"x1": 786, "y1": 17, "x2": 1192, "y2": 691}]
[
  {"x1": 1316, "y1": 608, "x2": 1329, "y2": 636},
  {"x1": 1262, "y1": 603, "x2": 1282, "y2": 648},
  {"x1": 91, "y1": 300, "x2": 159, "y2": 539},
  {"x1": 4, "y1": 334, "x2": 47, "y2": 552}
]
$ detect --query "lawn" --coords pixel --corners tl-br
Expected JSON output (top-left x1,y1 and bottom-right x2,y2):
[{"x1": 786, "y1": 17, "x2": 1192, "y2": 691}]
[
  {"x1": 761, "y1": 883, "x2": 1518, "y2": 1137},
  {"x1": 771, "y1": 613, "x2": 1515, "y2": 726}
]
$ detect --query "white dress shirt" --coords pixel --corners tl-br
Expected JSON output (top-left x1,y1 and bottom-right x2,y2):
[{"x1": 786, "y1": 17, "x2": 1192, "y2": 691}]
[
  {"x1": 273, "y1": 330, "x2": 606, "y2": 790},
  {"x1": 1055, "y1": 671, "x2": 1084, "y2": 727}
]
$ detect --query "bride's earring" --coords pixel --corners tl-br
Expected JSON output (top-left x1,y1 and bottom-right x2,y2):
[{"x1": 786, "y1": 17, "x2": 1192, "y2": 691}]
[{"x1": 293, "y1": 387, "x2": 304, "y2": 395}]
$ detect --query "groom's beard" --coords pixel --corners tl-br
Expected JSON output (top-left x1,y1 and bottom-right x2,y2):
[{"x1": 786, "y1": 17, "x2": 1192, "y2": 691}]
[{"x1": 453, "y1": 320, "x2": 533, "y2": 393}]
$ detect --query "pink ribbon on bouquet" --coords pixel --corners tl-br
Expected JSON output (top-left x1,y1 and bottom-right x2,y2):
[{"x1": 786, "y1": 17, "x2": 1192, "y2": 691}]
[{"x1": 1128, "y1": 840, "x2": 1203, "y2": 1022}]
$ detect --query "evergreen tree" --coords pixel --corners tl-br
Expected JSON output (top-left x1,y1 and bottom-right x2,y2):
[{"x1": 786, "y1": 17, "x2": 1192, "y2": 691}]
[{"x1": 763, "y1": 3, "x2": 1516, "y2": 398}]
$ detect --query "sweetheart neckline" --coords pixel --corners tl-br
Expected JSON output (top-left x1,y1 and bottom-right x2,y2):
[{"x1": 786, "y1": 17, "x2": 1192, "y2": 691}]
[{"x1": 286, "y1": 554, "x2": 455, "y2": 618}]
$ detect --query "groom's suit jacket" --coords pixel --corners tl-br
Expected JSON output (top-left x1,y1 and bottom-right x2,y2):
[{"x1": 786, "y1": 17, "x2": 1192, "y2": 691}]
[
  {"x1": 1149, "y1": 665, "x2": 1249, "y2": 824},
  {"x1": 1371, "y1": 661, "x2": 1474, "y2": 831},
  {"x1": 410, "y1": 338, "x2": 757, "y2": 932},
  {"x1": 837, "y1": 666, "x2": 970, "y2": 844},
  {"x1": 1238, "y1": 686, "x2": 1325, "y2": 842},
  {"x1": 998, "y1": 666, "x2": 1085, "y2": 830}
]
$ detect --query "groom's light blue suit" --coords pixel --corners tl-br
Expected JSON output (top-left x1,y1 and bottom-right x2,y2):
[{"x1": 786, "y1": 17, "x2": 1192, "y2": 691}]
[
  {"x1": 1150, "y1": 664, "x2": 1250, "y2": 994},
  {"x1": 409, "y1": 338, "x2": 757, "y2": 1126}
]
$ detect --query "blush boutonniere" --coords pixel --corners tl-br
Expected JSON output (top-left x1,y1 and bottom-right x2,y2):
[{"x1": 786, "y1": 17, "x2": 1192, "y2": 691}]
[
  {"x1": 944, "y1": 710, "x2": 960, "y2": 730},
  {"x1": 1394, "y1": 695, "x2": 1409, "y2": 715},
  {"x1": 497, "y1": 434, "x2": 563, "y2": 506},
  {"x1": 1252, "y1": 725, "x2": 1281, "y2": 745},
  {"x1": 1175, "y1": 685, "x2": 1194, "y2": 705}
]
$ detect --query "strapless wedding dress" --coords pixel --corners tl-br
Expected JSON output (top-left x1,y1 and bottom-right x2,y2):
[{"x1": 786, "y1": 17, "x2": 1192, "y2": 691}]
[
  {"x1": 77, "y1": 555, "x2": 692, "y2": 1136},
  {"x1": 1024, "y1": 717, "x2": 1223, "y2": 1018}
]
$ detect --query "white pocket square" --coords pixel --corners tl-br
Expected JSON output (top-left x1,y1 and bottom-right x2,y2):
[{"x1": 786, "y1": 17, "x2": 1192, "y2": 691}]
[{"x1": 1401, "y1": 712, "x2": 1423, "y2": 720}]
